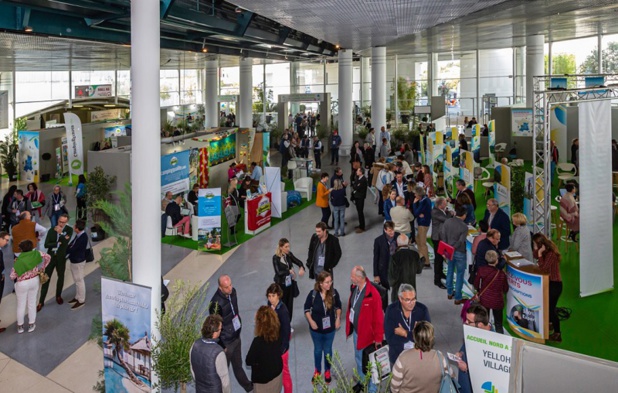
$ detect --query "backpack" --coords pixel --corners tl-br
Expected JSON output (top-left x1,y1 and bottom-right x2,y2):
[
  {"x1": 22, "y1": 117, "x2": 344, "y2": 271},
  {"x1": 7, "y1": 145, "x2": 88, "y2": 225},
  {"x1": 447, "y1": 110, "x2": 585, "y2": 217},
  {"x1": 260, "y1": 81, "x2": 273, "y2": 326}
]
[{"x1": 436, "y1": 351, "x2": 461, "y2": 393}]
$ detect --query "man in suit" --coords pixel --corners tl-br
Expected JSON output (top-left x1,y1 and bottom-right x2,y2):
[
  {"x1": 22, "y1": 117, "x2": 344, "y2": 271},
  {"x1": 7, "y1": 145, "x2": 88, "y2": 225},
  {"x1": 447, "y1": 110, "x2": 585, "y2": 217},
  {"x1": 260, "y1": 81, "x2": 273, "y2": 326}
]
[
  {"x1": 37, "y1": 214, "x2": 73, "y2": 312},
  {"x1": 483, "y1": 198, "x2": 511, "y2": 250},
  {"x1": 66, "y1": 219, "x2": 88, "y2": 310},
  {"x1": 0, "y1": 231, "x2": 9, "y2": 333},
  {"x1": 351, "y1": 167, "x2": 368, "y2": 233},
  {"x1": 373, "y1": 221, "x2": 400, "y2": 297},
  {"x1": 431, "y1": 197, "x2": 453, "y2": 289}
]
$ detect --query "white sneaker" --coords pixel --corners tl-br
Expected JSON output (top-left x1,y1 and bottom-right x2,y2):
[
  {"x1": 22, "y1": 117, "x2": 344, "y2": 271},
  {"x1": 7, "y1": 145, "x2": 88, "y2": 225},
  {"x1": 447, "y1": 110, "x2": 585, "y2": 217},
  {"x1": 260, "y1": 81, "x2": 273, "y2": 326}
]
[
  {"x1": 28, "y1": 324, "x2": 36, "y2": 333},
  {"x1": 17, "y1": 325, "x2": 24, "y2": 334},
  {"x1": 291, "y1": 327, "x2": 294, "y2": 333}
]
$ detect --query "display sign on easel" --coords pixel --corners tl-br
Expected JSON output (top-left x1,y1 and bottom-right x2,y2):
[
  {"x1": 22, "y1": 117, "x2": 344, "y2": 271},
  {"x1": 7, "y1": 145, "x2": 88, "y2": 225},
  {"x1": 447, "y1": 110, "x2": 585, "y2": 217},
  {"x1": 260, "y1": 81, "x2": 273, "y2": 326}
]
[{"x1": 463, "y1": 324, "x2": 513, "y2": 393}]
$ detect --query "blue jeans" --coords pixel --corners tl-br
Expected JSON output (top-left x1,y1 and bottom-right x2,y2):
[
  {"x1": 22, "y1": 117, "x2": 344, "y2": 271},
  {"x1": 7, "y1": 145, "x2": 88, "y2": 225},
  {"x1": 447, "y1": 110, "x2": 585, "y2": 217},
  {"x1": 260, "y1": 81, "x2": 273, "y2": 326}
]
[
  {"x1": 353, "y1": 332, "x2": 377, "y2": 393},
  {"x1": 50, "y1": 211, "x2": 63, "y2": 228},
  {"x1": 446, "y1": 251, "x2": 467, "y2": 301},
  {"x1": 309, "y1": 329, "x2": 336, "y2": 372},
  {"x1": 333, "y1": 205, "x2": 346, "y2": 235},
  {"x1": 550, "y1": 161, "x2": 556, "y2": 184}
]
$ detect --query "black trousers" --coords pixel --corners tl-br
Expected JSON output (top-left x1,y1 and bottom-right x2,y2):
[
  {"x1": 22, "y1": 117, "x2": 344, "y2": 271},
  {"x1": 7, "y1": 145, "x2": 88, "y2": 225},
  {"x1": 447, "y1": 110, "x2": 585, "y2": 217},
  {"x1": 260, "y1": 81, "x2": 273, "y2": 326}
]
[
  {"x1": 491, "y1": 308, "x2": 504, "y2": 334},
  {"x1": 355, "y1": 199, "x2": 365, "y2": 230},
  {"x1": 0, "y1": 273, "x2": 4, "y2": 305},
  {"x1": 377, "y1": 190, "x2": 384, "y2": 215},
  {"x1": 224, "y1": 337, "x2": 253, "y2": 392},
  {"x1": 76, "y1": 196, "x2": 87, "y2": 220},
  {"x1": 321, "y1": 207, "x2": 331, "y2": 225},
  {"x1": 281, "y1": 281, "x2": 295, "y2": 321},
  {"x1": 432, "y1": 240, "x2": 446, "y2": 284},
  {"x1": 549, "y1": 281, "x2": 563, "y2": 334},
  {"x1": 39, "y1": 254, "x2": 67, "y2": 303},
  {"x1": 314, "y1": 150, "x2": 322, "y2": 169}
]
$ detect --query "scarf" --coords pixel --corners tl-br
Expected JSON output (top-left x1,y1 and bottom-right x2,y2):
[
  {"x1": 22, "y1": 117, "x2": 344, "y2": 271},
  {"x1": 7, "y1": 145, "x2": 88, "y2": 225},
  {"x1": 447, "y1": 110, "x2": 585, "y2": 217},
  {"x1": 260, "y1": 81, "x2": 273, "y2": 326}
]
[{"x1": 14, "y1": 250, "x2": 42, "y2": 277}]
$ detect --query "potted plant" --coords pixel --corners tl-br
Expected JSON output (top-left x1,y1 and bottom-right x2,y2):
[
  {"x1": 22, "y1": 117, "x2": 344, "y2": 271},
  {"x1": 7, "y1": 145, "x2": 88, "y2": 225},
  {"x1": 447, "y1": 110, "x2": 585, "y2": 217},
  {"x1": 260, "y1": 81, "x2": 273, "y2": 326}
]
[
  {"x1": 87, "y1": 166, "x2": 116, "y2": 240},
  {"x1": 397, "y1": 77, "x2": 417, "y2": 124},
  {"x1": 0, "y1": 117, "x2": 24, "y2": 181}
]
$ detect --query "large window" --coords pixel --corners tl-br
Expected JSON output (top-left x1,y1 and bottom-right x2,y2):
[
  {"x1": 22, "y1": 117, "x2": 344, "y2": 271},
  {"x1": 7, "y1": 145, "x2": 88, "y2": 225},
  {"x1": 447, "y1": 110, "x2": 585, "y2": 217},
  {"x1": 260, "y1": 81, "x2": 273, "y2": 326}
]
[{"x1": 15, "y1": 71, "x2": 70, "y2": 117}]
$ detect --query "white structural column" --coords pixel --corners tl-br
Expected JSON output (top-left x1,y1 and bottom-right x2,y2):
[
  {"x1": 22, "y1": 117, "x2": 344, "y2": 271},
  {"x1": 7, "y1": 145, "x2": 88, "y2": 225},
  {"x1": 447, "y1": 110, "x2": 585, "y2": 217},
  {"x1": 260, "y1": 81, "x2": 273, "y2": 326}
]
[
  {"x1": 239, "y1": 57, "x2": 252, "y2": 128},
  {"x1": 205, "y1": 60, "x2": 219, "y2": 128},
  {"x1": 361, "y1": 56, "x2": 371, "y2": 108},
  {"x1": 429, "y1": 53, "x2": 439, "y2": 97},
  {"x1": 371, "y1": 46, "x2": 386, "y2": 136},
  {"x1": 338, "y1": 49, "x2": 353, "y2": 154},
  {"x1": 130, "y1": 0, "x2": 161, "y2": 385},
  {"x1": 526, "y1": 35, "x2": 544, "y2": 108}
]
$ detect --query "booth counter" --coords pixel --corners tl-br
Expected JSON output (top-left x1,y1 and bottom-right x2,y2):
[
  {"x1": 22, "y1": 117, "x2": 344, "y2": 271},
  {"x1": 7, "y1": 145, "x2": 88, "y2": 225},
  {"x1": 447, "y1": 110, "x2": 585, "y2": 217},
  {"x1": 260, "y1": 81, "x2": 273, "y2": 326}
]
[
  {"x1": 504, "y1": 255, "x2": 549, "y2": 343},
  {"x1": 244, "y1": 192, "x2": 272, "y2": 235}
]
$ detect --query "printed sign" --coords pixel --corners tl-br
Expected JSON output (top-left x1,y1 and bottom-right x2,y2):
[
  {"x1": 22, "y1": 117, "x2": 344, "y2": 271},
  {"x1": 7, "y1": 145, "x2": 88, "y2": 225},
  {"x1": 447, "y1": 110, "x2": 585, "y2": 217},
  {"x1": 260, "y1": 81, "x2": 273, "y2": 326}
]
[
  {"x1": 197, "y1": 188, "x2": 222, "y2": 252},
  {"x1": 505, "y1": 263, "x2": 548, "y2": 342},
  {"x1": 101, "y1": 277, "x2": 152, "y2": 393},
  {"x1": 161, "y1": 150, "x2": 191, "y2": 197},
  {"x1": 493, "y1": 164, "x2": 511, "y2": 217},
  {"x1": 459, "y1": 151, "x2": 474, "y2": 192},
  {"x1": 75, "y1": 84, "x2": 112, "y2": 98},
  {"x1": 512, "y1": 108, "x2": 533, "y2": 137},
  {"x1": 18, "y1": 131, "x2": 39, "y2": 183},
  {"x1": 104, "y1": 125, "x2": 129, "y2": 139},
  {"x1": 91, "y1": 109, "x2": 123, "y2": 122},
  {"x1": 245, "y1": 192, "x2": 272, "y2": 235},
  {"x1": 463, "y1": 324, "x2": 513, "y2": 393},
  {"x1": 208, "y1": 133, "x2": 237, "y2": 165}
]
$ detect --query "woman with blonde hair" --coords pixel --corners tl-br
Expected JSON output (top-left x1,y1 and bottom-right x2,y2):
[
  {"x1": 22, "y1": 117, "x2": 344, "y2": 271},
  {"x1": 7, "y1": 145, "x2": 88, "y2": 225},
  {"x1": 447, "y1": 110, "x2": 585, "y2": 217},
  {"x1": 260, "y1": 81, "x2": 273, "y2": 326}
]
[
  {"x1": 510, "y1": 213, "x2": 533, "y2": 261},
  {"x1": 304, "y1": 271, "x2": 342, "y2": 384},
  {"x1": 246, "y1": 306, "x2": 283, "y2": 393},
  {"x1": 272, "y1": 238, "x2": 305, "y2": 322}
]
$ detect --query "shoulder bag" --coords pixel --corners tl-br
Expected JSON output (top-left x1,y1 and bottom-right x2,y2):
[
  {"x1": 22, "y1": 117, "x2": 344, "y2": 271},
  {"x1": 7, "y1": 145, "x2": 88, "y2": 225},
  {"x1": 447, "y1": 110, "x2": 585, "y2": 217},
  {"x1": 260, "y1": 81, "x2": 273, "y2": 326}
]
[
  {"x1": 436, "y1": 351, "x2": 461, "y2": 393},
  {"x1": 85, "y1": 236, "x2": 95, "y2": 263},
  {"x1": 460, "y1": 270, "x2": 500, "y2": 322}
]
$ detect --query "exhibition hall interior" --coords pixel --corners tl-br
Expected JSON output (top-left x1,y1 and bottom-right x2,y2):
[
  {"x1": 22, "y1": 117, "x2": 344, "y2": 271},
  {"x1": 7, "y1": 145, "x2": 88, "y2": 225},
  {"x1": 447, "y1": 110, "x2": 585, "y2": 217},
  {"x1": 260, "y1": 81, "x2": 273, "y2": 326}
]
[{"x1": 0, "y1": 0, "x2": 618, "y2": 392}]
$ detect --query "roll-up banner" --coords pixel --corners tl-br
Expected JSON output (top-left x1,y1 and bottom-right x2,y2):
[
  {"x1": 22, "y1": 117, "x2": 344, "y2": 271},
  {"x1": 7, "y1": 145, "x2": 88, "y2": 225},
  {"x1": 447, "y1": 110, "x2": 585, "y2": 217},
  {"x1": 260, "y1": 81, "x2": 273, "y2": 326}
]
[
  {"x1": 579, "y1": 100, "x2": 614, "y2": 297},
  {"x1": 505, "y1": 262, "x2": 548, "y2": 343},
  {"x1": 197, "y1": 188, "x2": 222, "y2": 252},
  {"x1": 444, "y1": 142, "x2": 454, "y2": 199},
  {"x1": 18, "y1": 131, "x2": 39, "y2": 183},
  {"x1": 63, "y1": 113, "x2": 85, "y2": 176},
  {"x1": 471, "y1": 124, "x2": 481, "y2": 162}
]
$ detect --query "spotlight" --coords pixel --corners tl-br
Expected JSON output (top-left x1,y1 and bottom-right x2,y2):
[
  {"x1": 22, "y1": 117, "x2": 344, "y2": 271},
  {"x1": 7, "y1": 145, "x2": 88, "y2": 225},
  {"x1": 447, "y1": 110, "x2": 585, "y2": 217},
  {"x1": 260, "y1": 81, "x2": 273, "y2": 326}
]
[
  {"x1": 24, "y1": 26, "x2": 33, "y2": 32},
  {"x1": 335, "y1": 44, "x2": 340, "y2": 49},
  {"x1": 235, "y1": 7, "x2": 243, "y2": 13},
  {"x1": 202, "y1": 47, "x2": 208, "y2": 53}
]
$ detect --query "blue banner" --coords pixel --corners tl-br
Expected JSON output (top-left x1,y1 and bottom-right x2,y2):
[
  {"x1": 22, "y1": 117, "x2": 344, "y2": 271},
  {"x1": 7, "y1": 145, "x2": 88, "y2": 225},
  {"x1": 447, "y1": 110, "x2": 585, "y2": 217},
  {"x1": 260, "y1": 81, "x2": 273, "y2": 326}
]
[{"x1": 161, "y1": 150, "x2": 191, "y2": 197}]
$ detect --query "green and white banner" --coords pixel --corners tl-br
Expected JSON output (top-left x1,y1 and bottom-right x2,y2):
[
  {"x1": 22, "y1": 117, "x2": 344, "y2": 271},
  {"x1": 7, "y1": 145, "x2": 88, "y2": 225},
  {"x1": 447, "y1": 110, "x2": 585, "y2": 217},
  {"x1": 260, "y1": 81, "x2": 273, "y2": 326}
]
[
  {"x1": 463, "y1": 324, "x2": 513, "y2": 393},
  {"x1": 63, "y1": 113, "x2": 85, "y2": 175}
]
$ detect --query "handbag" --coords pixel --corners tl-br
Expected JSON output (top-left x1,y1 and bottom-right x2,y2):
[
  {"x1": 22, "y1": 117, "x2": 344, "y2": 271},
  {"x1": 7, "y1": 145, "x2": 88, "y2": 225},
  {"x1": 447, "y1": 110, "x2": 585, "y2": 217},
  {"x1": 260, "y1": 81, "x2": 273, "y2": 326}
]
[
  {"x1": 86, "y1": 237, "x2": 95, "y2": 263},
  {"x1": 344, "y1": 197, "x2": 350, "y2": 208},
  {"x1": 292, "y1": 280, "x2": 300, "y2": 298},
  {"x1": 38, "y1": 271, "x2": 49, "y2": 285},
  {"x1": 460, "y1": 270, "x2": 500, "y2": 322},
  {"x1": 436, "y1": 351, "x2": 461, "y2": 393}
]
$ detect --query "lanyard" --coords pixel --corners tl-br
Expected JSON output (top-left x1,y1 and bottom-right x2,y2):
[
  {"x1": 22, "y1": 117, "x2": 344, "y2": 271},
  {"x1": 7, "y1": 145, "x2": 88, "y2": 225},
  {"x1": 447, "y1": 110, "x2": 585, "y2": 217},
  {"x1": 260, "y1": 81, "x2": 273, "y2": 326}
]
[
  {"x1": 352, "y1": 286, "x2": 363, "y2": 308},
  {"x1": 53, "y1": 193, "x2": 61, "y2": 204},
  {"x1": 228, "y1": 295, "x2": 236, "y2": 316},
  {"x1": 401, "y1": 310, "x2": 412, "y2": 331},
  {"x1": 320, "y1": 293, "x2": 329, "y2": 315}
]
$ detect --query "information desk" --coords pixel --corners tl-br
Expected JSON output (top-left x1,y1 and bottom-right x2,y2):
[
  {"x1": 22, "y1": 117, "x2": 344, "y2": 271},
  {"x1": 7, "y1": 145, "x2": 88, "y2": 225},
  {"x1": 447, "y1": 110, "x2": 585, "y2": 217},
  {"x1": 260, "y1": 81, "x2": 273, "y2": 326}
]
[
  {"x1": 504, "y1": 256, "x2": 549, "y2": 343},
  {"x1": 245, "y1": 192, "x2": 272, "y2": 235}
]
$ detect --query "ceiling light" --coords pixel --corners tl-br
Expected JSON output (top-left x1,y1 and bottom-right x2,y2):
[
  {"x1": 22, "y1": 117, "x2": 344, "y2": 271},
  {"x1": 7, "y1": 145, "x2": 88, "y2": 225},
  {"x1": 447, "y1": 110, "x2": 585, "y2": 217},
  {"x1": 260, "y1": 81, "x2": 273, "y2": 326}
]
[
  {"x1": 24, "y1": 26, "x2": 33, "y2": 32},
  {"x1": 104, "y1": 104, "x2": 116, "y2": 107},
  {"x1": 335, "y1": 44, "x2": 340, "y2": 49},
  {"x1": 202, "y1": 48, "x2": 208, "y2": 53},
  {"x1": 73, "y1": 104, "x2": 84, "y2": 108},
  {"x1": 235, "y1": 7, "x2": 243, "y2": 13}
]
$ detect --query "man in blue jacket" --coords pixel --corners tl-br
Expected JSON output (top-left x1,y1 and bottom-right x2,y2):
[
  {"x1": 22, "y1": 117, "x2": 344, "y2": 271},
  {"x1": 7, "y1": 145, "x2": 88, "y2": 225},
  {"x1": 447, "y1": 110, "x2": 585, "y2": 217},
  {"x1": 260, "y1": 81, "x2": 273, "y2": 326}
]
[
  {"x1": 483, "y1": 198, "x2": 511, "y2": 250},
  {"x1": 66, "y1": 219, "x2": 88, "y2": 310},
  {"x1": 384, "y1": 284, "x2": 430, "y2": 364},
  {"x1": 329, "y1": 130, "x2": 342, "y2": 166},
  {"x1": 412, "y1": 186, "x2": 432, "y2": 267},
  {"x1": 373, "y1": 221, "x2": 400, "y2": 295}
]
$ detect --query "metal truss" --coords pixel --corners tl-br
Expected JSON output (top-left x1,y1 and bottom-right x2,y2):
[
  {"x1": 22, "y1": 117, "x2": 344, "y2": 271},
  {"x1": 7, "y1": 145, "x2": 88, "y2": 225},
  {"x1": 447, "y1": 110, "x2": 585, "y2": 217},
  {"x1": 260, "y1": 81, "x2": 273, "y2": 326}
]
[{"x1": 532, "y1": 74, "x2": 618, "y2": 236}]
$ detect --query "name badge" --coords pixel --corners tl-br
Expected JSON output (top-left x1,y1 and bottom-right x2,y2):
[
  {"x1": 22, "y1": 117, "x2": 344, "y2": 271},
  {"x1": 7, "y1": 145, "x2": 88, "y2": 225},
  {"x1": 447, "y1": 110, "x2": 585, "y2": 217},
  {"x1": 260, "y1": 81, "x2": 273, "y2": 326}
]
[
  {"x1": 232, "y1": 315, "x2": 241, "y2": 331},
  {"x1": 349, "y1": 309, "x2": 355, "y2": 324},
  {"x1": 285, "y1": 275, "x2": 292, "y2": 287},
  {"x1": 322, "y1": 316, "x2": 331, "y2": 329},
  {"x1": 54, "y1": 204, "x2": 61, "y2": 212},
  {"x1": 404, "y1": 341, "x2": 414, "y2": 350},
  {"x1": 318, "y1": 256, "x2": 325, "y2": 267}
]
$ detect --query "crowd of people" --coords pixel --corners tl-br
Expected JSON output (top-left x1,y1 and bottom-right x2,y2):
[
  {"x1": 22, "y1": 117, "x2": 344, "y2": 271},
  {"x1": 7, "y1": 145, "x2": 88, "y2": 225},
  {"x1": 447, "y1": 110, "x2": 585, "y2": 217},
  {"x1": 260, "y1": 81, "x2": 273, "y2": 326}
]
[{"x1": 0, "y1": 179, "x2": 91, "y2": 334}]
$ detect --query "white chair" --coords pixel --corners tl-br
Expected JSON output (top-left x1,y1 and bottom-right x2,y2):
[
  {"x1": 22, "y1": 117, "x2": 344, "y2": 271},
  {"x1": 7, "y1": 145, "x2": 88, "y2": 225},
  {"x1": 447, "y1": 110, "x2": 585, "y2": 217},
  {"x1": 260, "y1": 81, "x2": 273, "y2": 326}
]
[
  {"x1": 165, "y1": 215, "x2": 178, "y2": 236},
  {"x1": 556, "y1": 163, "x2": 577, "y2": 187},
  {"x1": 281, "y1": 181, "x2": 288, "y2": 213},
  {"x1": 287, "y1": 160, "x2": 298, "y2": 181},
  {"x1": 294, "y1": 177, "x2": 313, "y2": 200},
  {"x1": 495, "y1": 143, "x2": 507, "y2": 160},
  {"x1": 479, "y1": 167, "x2": 494, "y2": 198}
]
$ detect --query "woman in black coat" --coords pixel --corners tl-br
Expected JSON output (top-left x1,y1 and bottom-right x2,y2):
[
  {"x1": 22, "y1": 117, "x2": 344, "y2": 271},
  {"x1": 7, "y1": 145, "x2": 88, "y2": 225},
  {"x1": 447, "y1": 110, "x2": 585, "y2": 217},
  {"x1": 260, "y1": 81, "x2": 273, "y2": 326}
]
[
  {"x1": 349, "y1": 141, "x2": 364, "y2": 172},
  {"x1": 272, "y1": 238, "x2": 305, "y2": 322},
  {"x1": 1, "y1": 185, "x2": 17, "y2": 230}
]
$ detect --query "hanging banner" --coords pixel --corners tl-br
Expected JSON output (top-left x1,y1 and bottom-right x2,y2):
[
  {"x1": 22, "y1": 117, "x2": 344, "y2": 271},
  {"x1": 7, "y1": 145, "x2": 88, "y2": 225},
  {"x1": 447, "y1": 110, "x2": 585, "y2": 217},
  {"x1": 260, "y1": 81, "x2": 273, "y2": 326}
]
[
  {"x1": 18, "y1": 131, "x2": 40, "y2": 183},
  {"x1": 63, "y1": 113, "x2": 85, "y2": 175},
  {"x1": 161, "y1": 150, "x2": 191, "y2": 197},
  {"x1": 579, "y1": 100, "x2": 613, "y2": 297},
  {"x1": 0, "y1": 90, "x2": 8, "y2": 129},
  {"x1": 75, "y1": 84, "x2": 112, "y2": 98},
  {"x1": 245, "y1": 192, "x2": 272, "y2": 235},
  {"x1": 101, "y1": 277, "x2": 152, "y2": 393},
  {"x1": 471, "y1": 124, "x2": 481, "y2": 163},
  {"x1": 550, "y1": 105, "x2": 567, "y2": 168},
  {"x1": 198, "y1": 147, "x2": 209, "y2": 188},
  {"x1": 512, "y1": 108, "x2": 533, "y2": 136},
  {"x1": 444, "y1": 143, "x2": 454, "y2": 199},
  {"x1": 459, "y1": 151, "x2": 474, "y2": 192},
  {"x1": 488, "y1": 120, "x2": 496, "y2": 167},
  {"x1": 505, "y1": 262, "x2": 548, "y2": 343},
  {"x1": 208, "y1": 133, "x2": 237, "y2": 165},
  {"x1": 463, "y1": 324, "x2": 513, "y2": 393},
  {"x1": 493, "y1": 164, "x2": 511, "y2": 217},
  {"x1": 263, "y1": 132, "x2": 271, "y2": 166},
  {"x1": 197, "y1": 188, "x2": 222, "y2": 252}
]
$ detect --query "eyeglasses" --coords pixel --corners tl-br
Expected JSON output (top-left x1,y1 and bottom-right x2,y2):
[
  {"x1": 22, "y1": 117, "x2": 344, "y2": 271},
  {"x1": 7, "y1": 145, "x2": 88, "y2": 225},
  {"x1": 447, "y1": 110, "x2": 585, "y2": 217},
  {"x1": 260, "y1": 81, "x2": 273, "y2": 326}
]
[
  {"x1": 2, "y1": 237, "x2": 9, "y2": 241},
  {"x1": 401, "y1": 297, "x2": 417, "y2": 303},
  {"x1": 322, "y1": 280, "x2": 333, "y2": 285},
  {"x1": 464, "y1": 318, "x2": 479, "y2": 326},
  {"x1": 58, "y1": 221, "x2": 68, "y2": 224}
]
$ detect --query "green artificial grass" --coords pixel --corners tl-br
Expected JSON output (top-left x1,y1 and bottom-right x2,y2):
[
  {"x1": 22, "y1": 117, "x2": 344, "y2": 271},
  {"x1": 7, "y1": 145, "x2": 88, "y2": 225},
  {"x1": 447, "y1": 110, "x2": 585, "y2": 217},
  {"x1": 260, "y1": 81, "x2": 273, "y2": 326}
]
[
  {"x1": 162, "y1": 179, "x2": 316, "y2": 254},
  {"x1": 45, "y1": 174, "x2": 80, "y2": 187}
]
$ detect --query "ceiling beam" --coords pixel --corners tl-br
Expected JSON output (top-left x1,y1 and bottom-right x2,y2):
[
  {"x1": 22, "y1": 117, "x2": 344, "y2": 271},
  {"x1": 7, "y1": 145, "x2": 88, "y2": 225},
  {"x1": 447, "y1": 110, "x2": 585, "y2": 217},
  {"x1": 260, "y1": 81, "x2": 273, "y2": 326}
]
[
  {"x1": 160, "y1": 0, "x2": 176, "y2": 20},
  {"x1": 233, "y1": 11, "x2": 253, "y2": 37}
]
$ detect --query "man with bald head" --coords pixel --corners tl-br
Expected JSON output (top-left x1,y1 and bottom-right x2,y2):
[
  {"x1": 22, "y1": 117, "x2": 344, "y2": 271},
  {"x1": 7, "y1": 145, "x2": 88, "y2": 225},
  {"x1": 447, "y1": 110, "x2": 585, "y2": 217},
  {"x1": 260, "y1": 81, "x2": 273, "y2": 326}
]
[{"x1": 209, "y1": 275, "x2": 253, "y2": 392}]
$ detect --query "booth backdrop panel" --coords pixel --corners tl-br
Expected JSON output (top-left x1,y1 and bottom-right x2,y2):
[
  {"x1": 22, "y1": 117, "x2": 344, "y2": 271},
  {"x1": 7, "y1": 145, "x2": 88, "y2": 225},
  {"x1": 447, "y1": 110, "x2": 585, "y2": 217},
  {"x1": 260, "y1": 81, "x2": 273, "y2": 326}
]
[
  {"x1": 579, "y1": 100, "x2": 614, "y2": 297},
  {"x1": 161, "y1": 150, "x2": 191, "y2": 197},
  {"x1": 550, "y1": 105, "x2": 567, "y2": 164},
  {"x1": 18, "y1": 131, "x2": 40, "y2": 183},
  {"x1": 492, "y1": 107, "x2": 534, "y2": 161},
  {"x1": 87, "y1": 150, "x2": 131, "y2": 201}
]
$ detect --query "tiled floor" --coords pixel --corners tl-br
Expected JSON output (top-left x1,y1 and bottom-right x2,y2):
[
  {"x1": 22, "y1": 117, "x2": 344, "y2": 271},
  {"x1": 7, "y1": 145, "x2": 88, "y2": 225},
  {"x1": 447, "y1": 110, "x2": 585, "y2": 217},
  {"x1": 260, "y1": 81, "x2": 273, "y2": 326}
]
[{"x1": 0, "y1": 157, "x2": 468, "y2": 392}]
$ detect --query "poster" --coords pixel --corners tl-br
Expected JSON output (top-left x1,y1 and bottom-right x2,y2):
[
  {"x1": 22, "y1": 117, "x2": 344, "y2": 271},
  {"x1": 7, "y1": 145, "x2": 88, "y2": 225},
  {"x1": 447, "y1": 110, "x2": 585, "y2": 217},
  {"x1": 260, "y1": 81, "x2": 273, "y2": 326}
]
[
  {"x1": 488, "y1": 120, "x2": 496, "y2": 167},
  {"x1": 263, "y1": 132, "x2": 271, "y2": 166},
  {"x1": 245, "y1": 192, "x2": 272, "y2": 235},
  {"x1": 101, "y1": 277, "x2": 152, "y2": 393},
  {"x1": 104, "y1": 125, "x2": 129, "y2": 139},
  {"x1": 197, "y1": 188, "x2": 222, "y2": 252},
  {"x1": 505, "y1": 263, "x2": 548, "y2": 342},
  {"x1": 63, "y1": 113, "x2": 85, "y2": 175},
  {"x1": 161, "y1": 150, "x2": 191, "y2": 197},
  {"x1": 463, "y1": 324, "x2": 513, "y2": 393},
  {"x1": 91, "y1": 109, "x2": 123, "y2": 122},
  {"x1": 493, "y1": 164, "x2": 511, "y2": 217},
  {"x1": 512, "y1": 108, "x2": 533, "y2": 136},
  {"x1": 443, "y1": 143, "x2": 454, "y2": 199},
  {"x1": 208, "y1": 132, "x2": 237, "y2": 165},
  {"x1": 18, "y1": 131, "x2": 39, "y2": 183},
  {"x1": 459, "y1": 151, "x2": 474, "y2": 192},
  {"x1": 75, "y1": 84, "x2": 112, "y2": 98},
  {"x1": 523, "y1": 172, "x2": 544, "y2": 232},
  {"x1": 471, "y1": 124, "x2": 481, "y2": 163}
]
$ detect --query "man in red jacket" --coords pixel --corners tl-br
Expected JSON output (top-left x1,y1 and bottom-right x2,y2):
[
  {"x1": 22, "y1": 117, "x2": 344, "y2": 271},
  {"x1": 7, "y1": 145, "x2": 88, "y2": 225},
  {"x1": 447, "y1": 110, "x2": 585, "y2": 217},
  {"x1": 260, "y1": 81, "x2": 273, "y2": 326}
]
[{"x1": 346, "y1": 266, "x2": 384, "y2": 392}]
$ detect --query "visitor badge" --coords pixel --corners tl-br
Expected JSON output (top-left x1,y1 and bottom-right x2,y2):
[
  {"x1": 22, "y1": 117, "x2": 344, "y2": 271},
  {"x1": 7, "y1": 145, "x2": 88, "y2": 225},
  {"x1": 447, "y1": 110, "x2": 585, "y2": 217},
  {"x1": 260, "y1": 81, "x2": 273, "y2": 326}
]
[
  {"x1": 349, "y1": 309, "x2": 355, "y2": 324},
  {"x1": 285, "y1": 275, "x2": 292, "y2": 287},
  {"x1": 54, "y1": 203, "x2": 61, "y2": 212},
  {"x1": 318, "y1": 256, "x2": 325, "y2": 267},
  {"x1": 232, "y1": 315, "x2": 241, "y2": 331},
  {"x1": 404, "y1": 341, "x2": 414, "y2": 350},
  {"x1": 322, "y1": 316, "x2": 331, "y2": 329}
]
